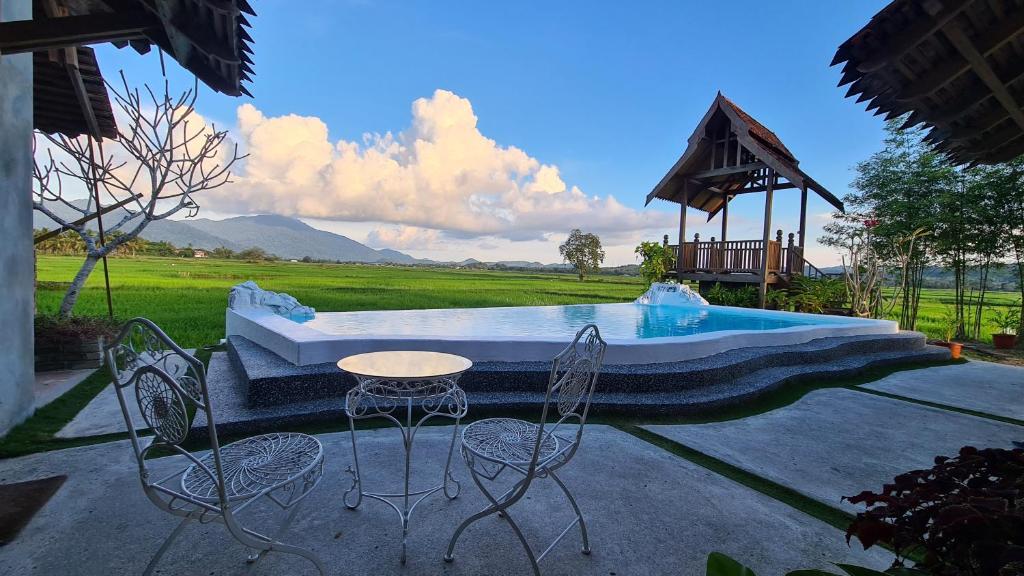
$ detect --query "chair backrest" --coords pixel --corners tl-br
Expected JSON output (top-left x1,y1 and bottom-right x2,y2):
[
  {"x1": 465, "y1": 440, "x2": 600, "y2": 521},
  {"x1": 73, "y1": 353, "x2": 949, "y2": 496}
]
[
  {"x1": 530, "y1": 324, "x2": 606, "y2": 471},
  {"x1": 106, "y1": 318, "x2": 230, "y2": 508}
]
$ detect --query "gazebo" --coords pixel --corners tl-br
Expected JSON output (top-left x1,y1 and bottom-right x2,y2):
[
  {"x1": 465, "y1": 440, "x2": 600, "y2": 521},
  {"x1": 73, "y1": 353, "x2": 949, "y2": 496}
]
[{"x1": 645, "y1": 93, "x2": 844, "y2": 307}]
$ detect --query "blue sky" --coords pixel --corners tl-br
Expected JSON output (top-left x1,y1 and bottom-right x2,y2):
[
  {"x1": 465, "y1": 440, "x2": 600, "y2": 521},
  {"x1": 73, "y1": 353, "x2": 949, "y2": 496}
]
[{"x1": 93, "y1": 0, "x2": 890, "y2": 265}]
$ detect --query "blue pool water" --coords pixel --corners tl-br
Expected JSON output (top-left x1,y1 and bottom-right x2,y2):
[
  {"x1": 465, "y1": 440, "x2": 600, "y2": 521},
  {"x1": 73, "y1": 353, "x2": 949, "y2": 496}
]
[{"x1": 297, "y1": 303, "x2": 854, "y2": 341}]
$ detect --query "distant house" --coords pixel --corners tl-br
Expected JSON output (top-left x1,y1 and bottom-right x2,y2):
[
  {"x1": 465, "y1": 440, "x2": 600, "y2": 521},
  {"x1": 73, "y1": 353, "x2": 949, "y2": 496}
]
[{"x1": 193, "y1": 249, "x2": 208, "y2": 258}]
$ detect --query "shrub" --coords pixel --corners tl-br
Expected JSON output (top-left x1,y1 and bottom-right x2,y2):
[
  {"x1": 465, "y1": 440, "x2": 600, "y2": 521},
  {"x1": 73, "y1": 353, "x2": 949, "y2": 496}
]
[
  {"x1": 790, "y1": 276, "x2": 847, "y2": 313},
  {"x1": 705, "y1": 283, "x2": 758, "y2": 308},
  {"x1": 990, "y1": 300, "x2": 1021, "y2": 335},
  {"x1": 634, "y1": 241, "x2": 675, "y2": 286},
  {"x1": 34, "y1": 314, "x2": 122, "y2": 346},
  {"x1": 845, "y1": 446, "x2": 1024, "y2": 575}
]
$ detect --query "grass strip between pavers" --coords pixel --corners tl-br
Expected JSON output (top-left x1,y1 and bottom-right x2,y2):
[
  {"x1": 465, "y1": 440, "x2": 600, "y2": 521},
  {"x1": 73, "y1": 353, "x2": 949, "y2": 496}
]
[
  {"x1": 854, "y1": 387, "x2": 1024, "y2": 427},
  {"x1": 618, "y1": 424, "x2": 856, "y2": 533}
]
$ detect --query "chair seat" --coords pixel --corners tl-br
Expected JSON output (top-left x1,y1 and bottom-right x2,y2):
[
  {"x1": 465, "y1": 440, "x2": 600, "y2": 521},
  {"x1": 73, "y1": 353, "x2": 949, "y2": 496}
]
[
  {"x1": 182, "y1": 432, "x2": 323, "y2": 502},
  {"x1": 462, "y1": 418, "x2": 566, "y2": 465}
]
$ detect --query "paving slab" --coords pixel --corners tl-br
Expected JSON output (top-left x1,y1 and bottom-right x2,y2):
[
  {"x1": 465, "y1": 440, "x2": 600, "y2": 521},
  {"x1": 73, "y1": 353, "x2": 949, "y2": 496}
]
[
  {"x1": 862, "y1": 360, "x2": 1024, "y2": 420},
  {"x1": 56, "y1": 349, "x2": 199, "y2": 439},
  {"x1": 33, "y1": 368, "x2": 94, "y2": 410},
  {"x1": 55, "y1": 382, "x2": 142, "y2": 438},
  {"x1": 645, "y1": 388, "x2": 1022, "y2": 514},
  {"x1": 0, "y1": 426, "x2": 888, "y2": 575}
]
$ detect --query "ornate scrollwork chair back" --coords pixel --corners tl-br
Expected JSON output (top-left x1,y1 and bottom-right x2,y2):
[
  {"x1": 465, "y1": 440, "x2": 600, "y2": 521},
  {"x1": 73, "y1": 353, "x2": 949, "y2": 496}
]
[
  {"x1": 106, "y1": 318, "x2": 326, "y2": 576},
  {"x1": 533, "y1": 323, "x2": 607, "y2": 472},
  {"x1": 108, "y1": 319, "x2": 218, "y2": 495},
  {"x1": 446, "y1": 324, "x2": 607, "y2": 575}
]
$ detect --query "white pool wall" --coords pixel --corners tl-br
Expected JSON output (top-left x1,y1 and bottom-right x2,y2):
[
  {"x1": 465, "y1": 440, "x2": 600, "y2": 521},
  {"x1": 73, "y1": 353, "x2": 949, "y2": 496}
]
[{"x1": 226, "y1": 305, "x2": 899, "y2": 367}]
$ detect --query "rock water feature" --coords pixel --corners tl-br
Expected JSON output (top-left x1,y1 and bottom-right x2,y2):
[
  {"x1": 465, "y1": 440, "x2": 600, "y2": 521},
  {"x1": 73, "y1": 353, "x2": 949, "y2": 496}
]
[
  {"x1": 229, "y1": 281, "x2": 315, "y2": 319},
  {"x1": 634, "y1": 282, "x2": 709, "y2": 306}
]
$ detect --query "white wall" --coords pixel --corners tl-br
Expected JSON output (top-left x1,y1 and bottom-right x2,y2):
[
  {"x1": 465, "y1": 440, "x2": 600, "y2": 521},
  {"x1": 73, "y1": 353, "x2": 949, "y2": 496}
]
[{"x1": 0, "y1": 0, "x2": 36, "y2": 435}]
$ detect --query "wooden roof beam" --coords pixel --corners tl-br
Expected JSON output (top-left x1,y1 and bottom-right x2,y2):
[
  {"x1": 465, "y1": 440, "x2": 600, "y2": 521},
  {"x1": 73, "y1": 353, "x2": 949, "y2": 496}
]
[
  {"x1": 0, "y1": 11, "x2": 155, "y2": 54},
  {"x1": 898, "y1": 7, "x2": 1024, "y2": 101},
  {"x1": 854, "y1": 1, "x2": 968, "y2": 73},
  {"x1": 942, "y1": 22, "x2": 1024, "y2": 134},
  {"x1": 63, "y1": 48, "x2": 103, "y2": 139},
  {"x1": 690, "y1": 161, "x2": 767, "y2": 180}
]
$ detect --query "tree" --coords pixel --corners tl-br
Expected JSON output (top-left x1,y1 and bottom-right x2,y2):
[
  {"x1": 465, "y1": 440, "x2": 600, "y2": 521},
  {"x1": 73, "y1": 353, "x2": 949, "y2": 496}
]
[
  {"x1": 559, "y1": 229, "x2": 604, "y2": 281},
  {"x1": 32, "y1": 72, "x2": 243, "y2": 317},
  {"x1": 822, "y1": 120, "x2": 953, "y2": 330}
]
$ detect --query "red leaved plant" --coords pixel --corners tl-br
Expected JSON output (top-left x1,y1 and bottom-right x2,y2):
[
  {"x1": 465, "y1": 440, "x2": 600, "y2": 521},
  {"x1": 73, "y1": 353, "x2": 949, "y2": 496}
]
[{"x1": 844, "y1": 446, "x2": 1024, "y2": 575}]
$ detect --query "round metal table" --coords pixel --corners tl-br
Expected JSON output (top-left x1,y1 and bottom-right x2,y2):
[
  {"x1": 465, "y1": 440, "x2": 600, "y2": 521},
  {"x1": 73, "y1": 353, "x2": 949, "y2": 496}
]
[{"x1": 338, "y1": 351, "x2": 471, "y2": 563}]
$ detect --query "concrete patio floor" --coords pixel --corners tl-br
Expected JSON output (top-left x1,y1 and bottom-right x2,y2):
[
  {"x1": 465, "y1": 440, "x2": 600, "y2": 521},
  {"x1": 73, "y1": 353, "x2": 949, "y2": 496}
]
[
  {"x1": 862, "y1": 360, "x2": 1024, "y2": 420},
  {"x1": 645, "y1": 385, "x2": 1021, "y2": 513},
  {"x1": 0, "y1": 425, "x2": 889, "y2": 575}
]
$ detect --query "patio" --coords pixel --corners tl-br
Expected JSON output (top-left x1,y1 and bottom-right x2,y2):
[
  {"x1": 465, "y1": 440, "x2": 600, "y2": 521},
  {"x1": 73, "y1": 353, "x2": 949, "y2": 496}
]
[{"x1": 1, "y1": 359, "x2": 1020, "y2": 575}]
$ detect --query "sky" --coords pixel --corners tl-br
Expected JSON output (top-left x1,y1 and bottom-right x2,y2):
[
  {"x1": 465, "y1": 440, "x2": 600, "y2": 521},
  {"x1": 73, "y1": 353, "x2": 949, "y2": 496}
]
[{"x1": 91, "y1": 0, "x2": 892, "y2": 266}]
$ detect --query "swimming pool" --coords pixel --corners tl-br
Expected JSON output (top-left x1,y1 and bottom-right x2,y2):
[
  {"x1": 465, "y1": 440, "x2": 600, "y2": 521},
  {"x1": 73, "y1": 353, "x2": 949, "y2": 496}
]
[{"x1": 226, "y1": 302, "x2": 898, "y2": 366}]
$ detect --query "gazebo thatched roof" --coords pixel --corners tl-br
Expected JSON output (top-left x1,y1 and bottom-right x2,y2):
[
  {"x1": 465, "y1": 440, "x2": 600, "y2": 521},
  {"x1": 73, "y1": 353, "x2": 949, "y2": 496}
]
[{"x1": 645, "y1": 93, "x2": 843, "y2": 219}]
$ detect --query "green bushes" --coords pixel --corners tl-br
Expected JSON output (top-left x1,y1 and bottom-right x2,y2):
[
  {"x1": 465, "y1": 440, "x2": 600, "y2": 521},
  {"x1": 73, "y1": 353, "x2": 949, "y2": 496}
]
[
  {"x1": 702, "y1": 276, "x2": 847, "y2": 314},
  {"x1": 705, "y1": 283, "x2": 759, "y2": 308},
  {"x1": 634, "y1": 241, "x2": 675, "y2": 286},
  {"x1": 789, "y1": 276, "x2": 847, "y2": 314}
]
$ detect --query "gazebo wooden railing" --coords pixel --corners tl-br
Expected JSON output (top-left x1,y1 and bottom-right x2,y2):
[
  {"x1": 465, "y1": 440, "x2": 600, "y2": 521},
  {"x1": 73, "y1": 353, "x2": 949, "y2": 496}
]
[{"x1": 666, "y1": 231, "x2": 822, "y2": 280}]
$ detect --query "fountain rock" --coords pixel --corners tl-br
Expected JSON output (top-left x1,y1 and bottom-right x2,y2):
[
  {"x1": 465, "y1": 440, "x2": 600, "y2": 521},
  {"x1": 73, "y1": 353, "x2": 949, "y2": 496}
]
[
  {"x1": 635, "y1": 282, "x2": 709, "y2": 306},
  {"x1": 229, "y1": 281, "x2": 315, "y2": 318}
]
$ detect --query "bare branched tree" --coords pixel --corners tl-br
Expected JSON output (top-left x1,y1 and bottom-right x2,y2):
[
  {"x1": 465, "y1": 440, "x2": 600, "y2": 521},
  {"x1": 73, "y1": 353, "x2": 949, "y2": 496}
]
[{"x1": 33, "y1": 72, "x2": 244, "y2": 317}]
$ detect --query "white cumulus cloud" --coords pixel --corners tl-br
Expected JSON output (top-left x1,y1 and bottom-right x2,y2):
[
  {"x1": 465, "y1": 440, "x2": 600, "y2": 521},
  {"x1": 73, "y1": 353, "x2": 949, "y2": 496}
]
[{"x1": 205, "y1": 90, "x2": 674, "y2": 242}]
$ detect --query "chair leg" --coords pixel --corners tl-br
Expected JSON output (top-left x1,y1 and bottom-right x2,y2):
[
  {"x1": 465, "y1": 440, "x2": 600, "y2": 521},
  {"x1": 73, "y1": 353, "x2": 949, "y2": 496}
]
[
  {"x1": 143, "y1": 516, "x2": 190, "y2": 576},
  {"x1": 444, "y1": 475, "x2": 501, "y2": 561},
  {"x1": 245, "y1": 501, "x2": 304, "y2": 566},
  {"x1": 549, "y1": 470, "x2": 590, "y2": 554},
  {"x1": 236, "y1": 498, "x2": 326, "y2": 576},
  {"x1": 446, "y1": 468, "x2": 541, "y2": 575},
  {"x1": 496, "y1": 507, "x2": 542, "y2": 576}
]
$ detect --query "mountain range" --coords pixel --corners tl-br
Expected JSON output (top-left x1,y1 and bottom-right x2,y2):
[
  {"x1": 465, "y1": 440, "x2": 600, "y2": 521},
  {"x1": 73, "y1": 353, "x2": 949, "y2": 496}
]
[{"x1": 33, "y1": 203, "x2": 572, "y2": 269}]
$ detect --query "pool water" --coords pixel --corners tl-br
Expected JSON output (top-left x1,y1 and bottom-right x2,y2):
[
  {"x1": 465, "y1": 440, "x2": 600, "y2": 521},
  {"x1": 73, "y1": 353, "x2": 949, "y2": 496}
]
[{"x1": 297, "y1": 303, "x2": 854, "y2": 341}]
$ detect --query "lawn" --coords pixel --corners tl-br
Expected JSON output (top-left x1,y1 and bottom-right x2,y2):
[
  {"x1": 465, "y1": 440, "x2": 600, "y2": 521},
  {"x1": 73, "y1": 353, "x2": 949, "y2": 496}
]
[{"x1": 35, "y1": 256, "x2": 647, "y2": 348}]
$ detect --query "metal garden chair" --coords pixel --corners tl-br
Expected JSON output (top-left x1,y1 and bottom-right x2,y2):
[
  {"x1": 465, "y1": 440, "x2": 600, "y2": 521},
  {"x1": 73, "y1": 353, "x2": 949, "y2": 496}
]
[
  {"x1": 106, "y1": 318, "x2": 327, "y2": 575},
  {"x1": 444, "y1": 324, "x2": 607, "y2": 575}
]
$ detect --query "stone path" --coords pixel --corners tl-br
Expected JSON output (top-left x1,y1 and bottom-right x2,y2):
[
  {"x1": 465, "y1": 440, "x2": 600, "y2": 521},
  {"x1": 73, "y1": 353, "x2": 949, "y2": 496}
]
[
  {"x1": 644, "y1": 388, "x2": 1022, "y2": 513},
  {"x1": 0, "y1": 426, "x2": 888, "y2": 576},
  {"x1": 862, "y1": 360, "x2": 1024, "y2": 420}
]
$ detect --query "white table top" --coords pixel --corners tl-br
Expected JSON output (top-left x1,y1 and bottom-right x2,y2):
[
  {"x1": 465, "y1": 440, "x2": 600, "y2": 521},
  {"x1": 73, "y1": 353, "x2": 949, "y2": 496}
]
[{"x1": 337, "y1": 351, "x2": 473, "y2": 380}]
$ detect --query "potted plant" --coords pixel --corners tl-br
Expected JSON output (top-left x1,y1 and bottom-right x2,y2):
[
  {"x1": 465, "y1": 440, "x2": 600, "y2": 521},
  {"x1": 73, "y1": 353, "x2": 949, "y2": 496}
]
[
  {"x1": 936, "y1": 306, "x2": 962, "y2": 359},
  {"x1": 990, "y1": 303, "x2": 1020, "y2": 350}
]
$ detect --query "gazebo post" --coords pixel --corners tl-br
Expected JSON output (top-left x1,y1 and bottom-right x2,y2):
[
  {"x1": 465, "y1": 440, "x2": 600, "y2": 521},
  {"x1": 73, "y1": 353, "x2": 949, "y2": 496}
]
[
  {"x1": 758, "y1": 169, "x2": 775, "y2": 308},
  {"x1": 798, "y1": 184, "x2": 808, "y2": 250},
  {"x1": 678, "y1": 180, "x2": 689, "y2": 277},
  {"x1": 720, "y1": 194, "x2": 729, "y2": 242}
]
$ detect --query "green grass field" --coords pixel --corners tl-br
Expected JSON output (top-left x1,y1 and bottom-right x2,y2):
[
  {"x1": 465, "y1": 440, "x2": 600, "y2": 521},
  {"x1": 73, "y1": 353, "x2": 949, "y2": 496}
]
[
  {"x1": 35, "y1": 256, "x2": 647, "y2": 347},
  {"x1": 902, "y1": 289, "x2": 1020, "y2": 343},
  {"x1": 35, "y1": 255, "x2": 1021, "y2": 347}
]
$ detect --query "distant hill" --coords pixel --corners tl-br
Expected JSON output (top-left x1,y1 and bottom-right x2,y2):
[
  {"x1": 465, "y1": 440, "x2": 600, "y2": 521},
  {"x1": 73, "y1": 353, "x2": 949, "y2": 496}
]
[
  {"x1": 33, "y1": 205, "x2": 423, "y2": 264},
  {"x1": 33, "y1": 205, "x2": 626, "y2": 272}
]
